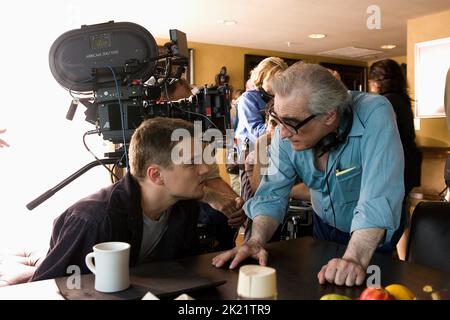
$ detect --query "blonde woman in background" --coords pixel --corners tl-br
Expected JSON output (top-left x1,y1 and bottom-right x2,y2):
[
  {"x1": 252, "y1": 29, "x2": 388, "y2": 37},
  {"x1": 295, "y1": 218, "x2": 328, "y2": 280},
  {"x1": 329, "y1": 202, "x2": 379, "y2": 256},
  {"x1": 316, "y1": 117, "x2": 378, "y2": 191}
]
[{"x1": 235, "y1": 57, "x2": 288, "y2": 152}]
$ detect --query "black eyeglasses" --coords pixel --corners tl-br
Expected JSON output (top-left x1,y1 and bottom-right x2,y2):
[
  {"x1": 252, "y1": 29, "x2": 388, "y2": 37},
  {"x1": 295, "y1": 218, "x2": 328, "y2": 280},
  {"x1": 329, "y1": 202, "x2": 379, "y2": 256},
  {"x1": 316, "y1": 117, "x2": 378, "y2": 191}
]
[{"x1": 269, "y1": 109, "x2": 316, "y2": 135}]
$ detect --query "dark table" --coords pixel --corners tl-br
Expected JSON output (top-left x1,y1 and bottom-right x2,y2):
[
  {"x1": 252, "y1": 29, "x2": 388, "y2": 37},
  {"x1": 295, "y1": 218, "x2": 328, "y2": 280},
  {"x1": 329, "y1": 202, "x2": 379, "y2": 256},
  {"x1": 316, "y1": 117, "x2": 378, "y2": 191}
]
[{"x1": 178, "y1": 237, "x2": 450, "y2": 300}]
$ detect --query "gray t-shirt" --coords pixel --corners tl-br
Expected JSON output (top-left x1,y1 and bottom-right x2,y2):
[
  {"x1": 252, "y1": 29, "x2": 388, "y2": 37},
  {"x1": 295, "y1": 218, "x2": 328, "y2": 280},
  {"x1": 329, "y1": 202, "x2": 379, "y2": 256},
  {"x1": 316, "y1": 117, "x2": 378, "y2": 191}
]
[{"x1": 138, "y1": 210, "x2": 171, "y2": 263}]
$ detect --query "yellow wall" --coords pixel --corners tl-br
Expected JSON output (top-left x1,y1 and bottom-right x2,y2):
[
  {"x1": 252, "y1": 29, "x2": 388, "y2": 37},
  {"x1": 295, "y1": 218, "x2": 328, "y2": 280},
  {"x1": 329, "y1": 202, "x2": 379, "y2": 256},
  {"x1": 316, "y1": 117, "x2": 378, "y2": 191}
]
[
  {"x1": 407, "y1": 9, "x2": 450, "y2": 147},
  {"x1": 156, "y1": 39, "x2": 367, "y2": 91}
]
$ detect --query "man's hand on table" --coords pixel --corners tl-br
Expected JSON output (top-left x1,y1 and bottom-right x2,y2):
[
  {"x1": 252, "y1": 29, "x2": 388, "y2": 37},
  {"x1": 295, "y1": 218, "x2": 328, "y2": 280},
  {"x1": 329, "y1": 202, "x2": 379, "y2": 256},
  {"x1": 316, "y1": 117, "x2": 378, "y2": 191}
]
[
  {"x1": 212, "y1": 239, "x2": 268, "y2": 269},
  {"x1": 317, "y1": 257, "x2": 366, "y2": 286}
]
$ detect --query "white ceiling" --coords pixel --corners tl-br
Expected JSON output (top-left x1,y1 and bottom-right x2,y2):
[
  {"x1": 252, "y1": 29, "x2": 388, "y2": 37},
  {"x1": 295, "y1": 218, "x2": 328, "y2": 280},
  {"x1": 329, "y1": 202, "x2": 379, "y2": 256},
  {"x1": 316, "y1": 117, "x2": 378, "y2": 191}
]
[{"x1": 28, "y1": 0, "x2": 450, "y2": 61}]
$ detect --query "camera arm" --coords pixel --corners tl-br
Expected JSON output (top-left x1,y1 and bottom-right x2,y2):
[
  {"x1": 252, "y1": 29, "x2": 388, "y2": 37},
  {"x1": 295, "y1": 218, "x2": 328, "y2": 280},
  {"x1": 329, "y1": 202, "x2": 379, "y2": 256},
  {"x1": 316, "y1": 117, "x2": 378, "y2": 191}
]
[{"x1": 26, "y1": 158, "x2": 120, "y2": 210}]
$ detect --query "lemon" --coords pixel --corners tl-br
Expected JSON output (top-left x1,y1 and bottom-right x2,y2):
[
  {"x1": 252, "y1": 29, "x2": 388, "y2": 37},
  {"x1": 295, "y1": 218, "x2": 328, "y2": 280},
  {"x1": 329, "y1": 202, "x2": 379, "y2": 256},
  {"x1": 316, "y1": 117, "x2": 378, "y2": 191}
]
[
  {"x1": 385, "y1": 284, "x2": 416, "y2": 300},
  {"x1": 320, "y1": 294, "x2": 352, "y2": 300}
]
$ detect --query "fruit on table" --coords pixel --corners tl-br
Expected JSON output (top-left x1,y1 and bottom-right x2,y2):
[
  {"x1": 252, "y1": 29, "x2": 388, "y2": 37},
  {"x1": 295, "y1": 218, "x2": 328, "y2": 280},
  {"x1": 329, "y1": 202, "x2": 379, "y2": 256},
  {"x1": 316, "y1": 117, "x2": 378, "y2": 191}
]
[
  {"x1": 431, "y1": 289, "x2": 449, "y2": 300},
  {"x1": 320, "y1": 294, "x2": 352, "y2": 300},
  {"x1": 359, "y1": 287, "x2": 394, "y2": 300},
  {"x1": 385, "y1": 284, "x2": 416, "y2": 300}
]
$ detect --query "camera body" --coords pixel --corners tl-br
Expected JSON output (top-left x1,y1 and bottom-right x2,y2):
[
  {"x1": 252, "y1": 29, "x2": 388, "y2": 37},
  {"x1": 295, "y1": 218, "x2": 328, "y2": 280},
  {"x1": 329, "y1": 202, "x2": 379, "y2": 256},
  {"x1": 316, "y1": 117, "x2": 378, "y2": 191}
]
[{"x1": 95, "y1": 82, "x2": 231, "y2": 143}]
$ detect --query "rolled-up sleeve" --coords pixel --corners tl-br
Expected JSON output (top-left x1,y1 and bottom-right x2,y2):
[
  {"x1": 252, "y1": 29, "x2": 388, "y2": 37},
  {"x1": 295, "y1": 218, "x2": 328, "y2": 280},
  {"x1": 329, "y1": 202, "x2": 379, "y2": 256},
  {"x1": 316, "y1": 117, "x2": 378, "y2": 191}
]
[
  {"x1": 237, "y1": 93, "x2": 266, "y2": 143},
  {"x1": 244, "y1": 129, "x2": 297, "y2": 223},
  {"x1": 351, "y1": 98, "x2": 405, "y2": 244}
]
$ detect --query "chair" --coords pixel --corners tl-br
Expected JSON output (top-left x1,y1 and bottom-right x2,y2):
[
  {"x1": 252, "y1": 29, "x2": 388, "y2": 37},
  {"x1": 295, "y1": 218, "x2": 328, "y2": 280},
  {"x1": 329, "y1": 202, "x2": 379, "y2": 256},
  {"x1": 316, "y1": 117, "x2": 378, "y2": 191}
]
[{"x1": 406, "y1": 201, "x2": 450, "y2": 273}]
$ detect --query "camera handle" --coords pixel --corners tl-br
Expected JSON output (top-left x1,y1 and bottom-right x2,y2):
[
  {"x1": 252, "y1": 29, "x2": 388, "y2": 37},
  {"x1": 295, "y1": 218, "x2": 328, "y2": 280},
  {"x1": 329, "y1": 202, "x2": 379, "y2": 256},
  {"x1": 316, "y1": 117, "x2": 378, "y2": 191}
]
[{"x1": 26, "y1": 158, "x2": 120, "y2": 210}]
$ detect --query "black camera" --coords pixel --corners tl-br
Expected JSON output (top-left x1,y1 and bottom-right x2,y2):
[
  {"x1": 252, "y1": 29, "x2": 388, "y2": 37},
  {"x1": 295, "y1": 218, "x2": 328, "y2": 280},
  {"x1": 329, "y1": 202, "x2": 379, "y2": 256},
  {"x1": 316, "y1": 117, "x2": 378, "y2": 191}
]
[
  {"x1": 49, "y1": 21, "x2": 231, "y2": 145},
  {"x1": 26, "y1": 21, "x2": 232, "y2": 211}
]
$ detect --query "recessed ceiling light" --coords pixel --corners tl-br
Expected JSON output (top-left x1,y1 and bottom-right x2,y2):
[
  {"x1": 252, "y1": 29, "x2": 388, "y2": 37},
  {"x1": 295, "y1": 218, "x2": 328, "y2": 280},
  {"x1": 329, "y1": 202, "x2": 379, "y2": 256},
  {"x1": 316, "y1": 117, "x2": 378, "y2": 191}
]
[
  {"x1": 381, "y1": 44, "x2": 397, "y2": 50},
  {"x1": 286, "y1": 41, "x2": 295, "y2": 47},
  {"x1": 308, "y1": 34, "x2": 326, "y2": 39},
  {"x1": 217, "y1": 19, "x2": 237, "y2": 26}
]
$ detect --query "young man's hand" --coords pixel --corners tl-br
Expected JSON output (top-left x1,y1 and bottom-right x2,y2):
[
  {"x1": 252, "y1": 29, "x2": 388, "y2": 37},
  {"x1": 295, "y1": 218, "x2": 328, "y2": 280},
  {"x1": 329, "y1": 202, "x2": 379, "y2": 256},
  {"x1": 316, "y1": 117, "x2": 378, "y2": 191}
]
[
  {"x1": 0, "y1": 249, "x2": 43, "y2": 286},
  {"x1": 0, "y1": 129, "x2": 10, "y2": 148},
  {"x1": 206, "y1": 192, "x2": 246, "y2": 227},
  {"x1": 227, "y1": 197, "x2": 246, "y2": 227}
]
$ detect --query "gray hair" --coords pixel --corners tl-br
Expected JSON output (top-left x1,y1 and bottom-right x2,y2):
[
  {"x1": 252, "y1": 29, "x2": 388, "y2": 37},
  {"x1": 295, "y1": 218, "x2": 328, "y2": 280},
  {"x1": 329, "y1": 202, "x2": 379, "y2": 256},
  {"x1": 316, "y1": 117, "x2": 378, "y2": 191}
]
[{"x1": 272, "y1": 62, "x2": 350, "y2": 115}]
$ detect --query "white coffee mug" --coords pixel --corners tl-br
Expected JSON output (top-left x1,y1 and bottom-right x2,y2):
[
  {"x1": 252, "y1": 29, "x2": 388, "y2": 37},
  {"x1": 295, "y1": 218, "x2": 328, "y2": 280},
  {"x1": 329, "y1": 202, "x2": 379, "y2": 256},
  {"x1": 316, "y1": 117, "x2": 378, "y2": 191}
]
[{"x1": 85, "y1": 242, "x2": 131, "y2": 293}]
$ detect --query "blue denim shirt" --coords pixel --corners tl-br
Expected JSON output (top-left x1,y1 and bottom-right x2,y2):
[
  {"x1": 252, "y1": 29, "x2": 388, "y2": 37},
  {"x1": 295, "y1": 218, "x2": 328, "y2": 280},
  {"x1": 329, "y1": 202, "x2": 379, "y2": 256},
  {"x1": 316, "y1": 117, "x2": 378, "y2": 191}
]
[
  {"x1": 244, "y1": 91, "x2": 405, "y2": 244},
  {"x1": 235, "y1": 90, "x2": 267, "y2": 149}
]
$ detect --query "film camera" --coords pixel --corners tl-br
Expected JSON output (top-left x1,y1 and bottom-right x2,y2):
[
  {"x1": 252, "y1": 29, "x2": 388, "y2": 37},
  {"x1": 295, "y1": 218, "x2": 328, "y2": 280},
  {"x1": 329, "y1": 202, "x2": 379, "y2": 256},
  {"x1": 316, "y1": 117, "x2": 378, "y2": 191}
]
[
  {"x1": 27, "y1": 21, "x2": 231, "y2": 210},
  {"x1": 50, "y1": 21, "x2": 231, "y2": 144}
]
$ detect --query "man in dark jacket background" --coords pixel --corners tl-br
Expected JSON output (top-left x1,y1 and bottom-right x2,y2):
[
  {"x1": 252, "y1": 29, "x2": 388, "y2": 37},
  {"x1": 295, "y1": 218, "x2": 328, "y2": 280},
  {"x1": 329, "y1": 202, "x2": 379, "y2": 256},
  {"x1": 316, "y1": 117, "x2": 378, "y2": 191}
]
[{"x1": 32, "y1": 117, "x2": 210, "y2": 281}]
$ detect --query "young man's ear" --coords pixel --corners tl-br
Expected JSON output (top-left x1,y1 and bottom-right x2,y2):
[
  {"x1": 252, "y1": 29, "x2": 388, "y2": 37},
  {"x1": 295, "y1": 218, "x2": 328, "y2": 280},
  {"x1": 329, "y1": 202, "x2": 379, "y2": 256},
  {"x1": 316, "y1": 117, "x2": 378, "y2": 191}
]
[{"x1": 146, "y1": 165, "x2": 164, "y2": 185}]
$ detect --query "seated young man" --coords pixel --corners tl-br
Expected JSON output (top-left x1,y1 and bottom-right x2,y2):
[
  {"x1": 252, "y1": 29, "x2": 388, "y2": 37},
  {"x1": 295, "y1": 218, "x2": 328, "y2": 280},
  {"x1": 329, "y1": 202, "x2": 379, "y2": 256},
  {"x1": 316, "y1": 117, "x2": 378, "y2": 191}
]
[{"x1": 32, "y1": 117, "x2": 210, "y2": 281}]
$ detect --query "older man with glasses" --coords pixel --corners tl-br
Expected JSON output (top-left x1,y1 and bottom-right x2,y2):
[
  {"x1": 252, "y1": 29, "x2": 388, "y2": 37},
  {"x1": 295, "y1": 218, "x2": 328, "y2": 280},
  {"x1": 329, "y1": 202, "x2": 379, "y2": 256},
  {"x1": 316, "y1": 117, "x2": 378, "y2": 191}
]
[{"x1": 213, "y1": 63, "x2": 405, "y2": 287}]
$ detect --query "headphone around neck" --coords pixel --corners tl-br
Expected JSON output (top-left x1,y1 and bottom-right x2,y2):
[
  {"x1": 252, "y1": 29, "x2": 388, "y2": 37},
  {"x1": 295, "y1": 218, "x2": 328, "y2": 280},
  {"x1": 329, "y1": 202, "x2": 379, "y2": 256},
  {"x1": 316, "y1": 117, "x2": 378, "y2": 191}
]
[
  {"x1": 315, "y1": 105, "x2": 353, "y2": 158},
  {"x1": 258, "y1": 86, "x2": 274, "y2": 103}
]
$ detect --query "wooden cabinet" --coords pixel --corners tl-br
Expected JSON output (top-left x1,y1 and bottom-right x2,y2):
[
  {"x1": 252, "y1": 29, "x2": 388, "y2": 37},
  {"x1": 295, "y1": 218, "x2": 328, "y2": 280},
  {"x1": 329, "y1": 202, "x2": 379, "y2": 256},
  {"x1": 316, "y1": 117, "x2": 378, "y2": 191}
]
[{"x1": 320, "y1": 62, "x2": 367, "y2": 92}]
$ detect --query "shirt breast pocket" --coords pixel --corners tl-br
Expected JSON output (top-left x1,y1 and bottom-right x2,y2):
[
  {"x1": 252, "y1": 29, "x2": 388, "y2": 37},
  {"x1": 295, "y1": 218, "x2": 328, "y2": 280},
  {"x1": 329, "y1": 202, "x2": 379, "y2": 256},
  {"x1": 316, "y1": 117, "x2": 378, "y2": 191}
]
[{"x1": 334, "y1": 166, "x2": 362, "y2": 204}]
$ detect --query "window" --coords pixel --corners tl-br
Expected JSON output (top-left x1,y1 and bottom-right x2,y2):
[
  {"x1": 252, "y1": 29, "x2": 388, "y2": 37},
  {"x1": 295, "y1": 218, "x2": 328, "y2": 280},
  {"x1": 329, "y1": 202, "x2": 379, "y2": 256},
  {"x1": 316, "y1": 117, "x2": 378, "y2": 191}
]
[{"x1": 415, "y1": 37, "x2": 450, "y2": 118}]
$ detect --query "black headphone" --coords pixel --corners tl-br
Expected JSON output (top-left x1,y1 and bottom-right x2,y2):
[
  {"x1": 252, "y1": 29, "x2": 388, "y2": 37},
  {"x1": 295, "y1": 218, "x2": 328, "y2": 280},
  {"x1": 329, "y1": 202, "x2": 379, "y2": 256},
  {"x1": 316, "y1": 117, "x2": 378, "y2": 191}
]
[
  {"x1": 258, "y1": 86, "x2": 274, "y2": 103},
  {"x1": 315, "y1": 105, "x2": 353, "y2": 157}
]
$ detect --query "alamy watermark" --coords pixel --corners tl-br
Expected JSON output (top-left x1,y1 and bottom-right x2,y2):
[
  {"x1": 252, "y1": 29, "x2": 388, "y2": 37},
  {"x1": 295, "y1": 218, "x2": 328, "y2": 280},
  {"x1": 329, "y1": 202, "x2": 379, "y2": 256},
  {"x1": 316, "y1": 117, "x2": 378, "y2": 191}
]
[
  {"x1": 367, "y1": 5, "x2": 381, "y2": 30},
  {"x1": 170, "y1": 121, "x2": 279, "y2": 175},
  {"x1": 66, "y1": 265, "x2": 81, "y2": 289}
]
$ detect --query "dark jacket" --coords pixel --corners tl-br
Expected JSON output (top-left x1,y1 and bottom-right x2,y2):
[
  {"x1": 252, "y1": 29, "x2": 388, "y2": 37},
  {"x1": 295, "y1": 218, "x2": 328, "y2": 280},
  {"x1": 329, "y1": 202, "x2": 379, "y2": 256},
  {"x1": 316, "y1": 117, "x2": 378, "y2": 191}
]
[
  {"x1": 384, "y1": 92, "x2": 422, "y2": 194},
  {"x1": 32, "y1": 172, "x2": 200, "y2": 281}
]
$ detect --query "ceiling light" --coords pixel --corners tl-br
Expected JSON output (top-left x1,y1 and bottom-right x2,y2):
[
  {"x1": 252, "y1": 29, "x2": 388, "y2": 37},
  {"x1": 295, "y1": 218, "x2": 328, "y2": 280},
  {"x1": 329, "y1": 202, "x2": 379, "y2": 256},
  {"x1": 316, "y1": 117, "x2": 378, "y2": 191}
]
[
  {"x1": 217, "y1": 19, "x2": 237, "y2": 26},
  {"x1": 381, "y1": 44, "x2": 397, "y2": 50},
  {"x1": 286, "y1": 41, "x2": 295, "y2": 47},
  {"x1": 308, "y1": 34, "x2": 326, "y2": 39}
]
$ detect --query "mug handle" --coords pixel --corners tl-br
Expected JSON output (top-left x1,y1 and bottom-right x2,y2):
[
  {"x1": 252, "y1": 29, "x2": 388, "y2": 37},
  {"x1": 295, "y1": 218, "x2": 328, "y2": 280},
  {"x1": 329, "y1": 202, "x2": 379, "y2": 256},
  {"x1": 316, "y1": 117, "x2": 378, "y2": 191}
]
[{"x1": 85, "y1": 252, "x2": 96, "y2": 274}]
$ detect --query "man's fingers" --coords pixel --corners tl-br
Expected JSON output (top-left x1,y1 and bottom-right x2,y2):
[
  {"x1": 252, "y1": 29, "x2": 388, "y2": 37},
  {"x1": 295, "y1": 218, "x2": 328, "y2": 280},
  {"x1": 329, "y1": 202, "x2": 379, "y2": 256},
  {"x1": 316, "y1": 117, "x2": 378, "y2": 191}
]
[
  {"x1": 334, "y1": 260, "x2": 350, "y2": 286},
  {"x1": 0, "y1": 139, "x2": 9, "y2": 148},
  {"x1": 355, "y1": 267, "x2": 366, "y2": 286},
  {"x1": 211, "y1": 250, "x2": 236, "y2": 268},
  {"x1": 229, "y1": 209, "x2": 244, "y2": 219},
  {"x1": 324, "y1": 264, "x2": 338, "y2": 284},
  {"x1": 234, "y1": 197, "x2": 245, "y2": 209},
  {"x1": 229, "y1": 248, "x2": 250, "y2": 269},
  {"x1": 257, "y1": 248, "x2": 268, "y2": 266},
  {"x1": 318, "y1": 258, "x2": 367, "y2": 287},
  {"x1": 228, "y1": 211, "x2": 246, "y2": 227},
  {"x1": 345, "y1": 270, "x2": 358, "y2": 287},
  {"x1": 317, "y1": 265, "x2": 327, "y2": 284}
]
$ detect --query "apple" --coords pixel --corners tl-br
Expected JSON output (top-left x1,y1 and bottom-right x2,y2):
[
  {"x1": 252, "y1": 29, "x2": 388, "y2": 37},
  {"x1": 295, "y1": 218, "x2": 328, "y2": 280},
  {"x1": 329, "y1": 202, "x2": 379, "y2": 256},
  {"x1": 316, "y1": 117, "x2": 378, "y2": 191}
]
[{"x1": 359, "y1": 287, "x2": 394, "y2": 300}]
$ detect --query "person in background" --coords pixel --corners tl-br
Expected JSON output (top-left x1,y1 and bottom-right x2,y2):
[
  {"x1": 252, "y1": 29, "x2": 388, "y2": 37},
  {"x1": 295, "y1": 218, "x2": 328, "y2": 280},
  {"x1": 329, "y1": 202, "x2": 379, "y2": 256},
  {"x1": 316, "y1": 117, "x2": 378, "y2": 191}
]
[
  {"x1": 327, "y1": 69, "x2": 341, "y2": 81},
  {"x1": 215, "y1": 66, "x2": 230, "y2": 87},
  {"x1": 235, "y1": 57, "x2": 288, "y2": 152},
  {"x1": 369, "y1": 59, "x2": 422, "y2": 260},
  {"x1": 230, "y1": 89, "x2": 244, "y2": 131},
  {"x1": 161, "y1": 78, "x2": 193, "y2": 101},
  {"x1": 0, "y1": 129, "x2": 9, "y2": 148},
  {"x1": 227, "y1": 89, "x2": 245, "y2": 196}
]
